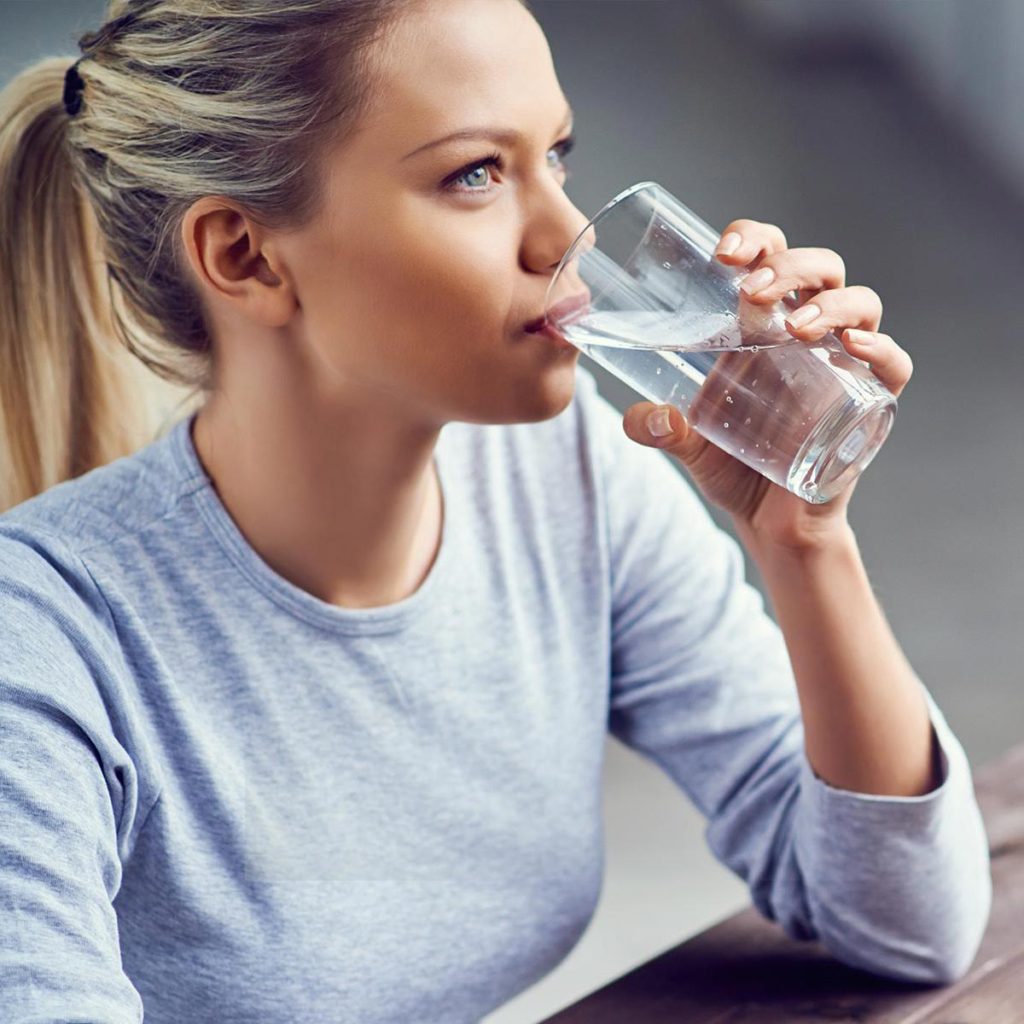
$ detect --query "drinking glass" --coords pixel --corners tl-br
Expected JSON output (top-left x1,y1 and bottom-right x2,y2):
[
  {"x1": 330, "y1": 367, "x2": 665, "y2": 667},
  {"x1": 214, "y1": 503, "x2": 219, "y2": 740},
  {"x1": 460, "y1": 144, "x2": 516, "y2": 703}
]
[{"x1": 542, "y1": 181, "x2": 897, "y2": 504}]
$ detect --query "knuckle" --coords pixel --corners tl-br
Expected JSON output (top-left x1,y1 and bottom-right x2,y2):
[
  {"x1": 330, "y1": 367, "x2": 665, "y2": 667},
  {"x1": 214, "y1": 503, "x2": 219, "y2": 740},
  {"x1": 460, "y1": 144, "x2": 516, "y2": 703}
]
[
  {"x1": 724, "y1": 218, "x2": 788, "y2": 253},
  {"x1": 725, "y1": 218, "x2": 759, "y2": 236},
  {"x1": 807, "y1": 247, "x2": 844, "y2": 282},
  {"x1": 853, "y1": 285, "x2": 883, "y2": 322},
  {"x1": 761, "y1": 221, "x2": 788, "y2": 249},
  {"x1": 886, "y1": 339, "x2": 912, "y2": 369},
  {"x1": 832, "y1": 251, "x2": 846, "y2": 281},
  {"x1": 856, "y1": 284, "x2": 881, "y2": 307}
]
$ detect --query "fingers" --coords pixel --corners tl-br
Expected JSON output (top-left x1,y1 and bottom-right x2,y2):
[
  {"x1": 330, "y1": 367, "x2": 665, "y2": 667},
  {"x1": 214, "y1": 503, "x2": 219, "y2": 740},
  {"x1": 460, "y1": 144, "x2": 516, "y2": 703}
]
[
  {"x1": 778, "y1": 284, "x2": 885, "y2": 340},
  {"x1": 841, "y1": 329, "x2": 914, "y2": 398},
  {"x1": 714, "y1": 219, "x2": 788, "y2": 264},
  {"x1": 737, "y1": 247, "x2": 848, "y2": 301},
  {"x1": 711, "y1": 219, "x2": 907, "y2": 398},
  {"x1": 714, "y1": 231, "x2": 863, "y2": 329},
  {"x1": 715, "y1": 231, "x2": 883, "y2": 340},
  {"x1": 622, "y1": 401, "x2": 708, "y2": 464}
]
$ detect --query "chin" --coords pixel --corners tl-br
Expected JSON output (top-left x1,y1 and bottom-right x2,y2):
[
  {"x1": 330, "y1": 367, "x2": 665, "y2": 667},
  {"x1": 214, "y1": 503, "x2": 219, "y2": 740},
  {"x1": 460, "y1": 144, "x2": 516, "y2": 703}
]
[
  {"x1": 441, "y1": 349, "x2": 580, "y2": 426},
  {"x1": 505, "y1": 353, "x2": 580, "y2": 424}
]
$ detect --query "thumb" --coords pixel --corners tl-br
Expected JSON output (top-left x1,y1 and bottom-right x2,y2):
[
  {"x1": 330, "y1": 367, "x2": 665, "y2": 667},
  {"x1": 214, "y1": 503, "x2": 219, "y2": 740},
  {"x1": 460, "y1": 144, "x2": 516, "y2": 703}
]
[{"x1": 622, "y1": 402, "x2": 708, "y2": 467}]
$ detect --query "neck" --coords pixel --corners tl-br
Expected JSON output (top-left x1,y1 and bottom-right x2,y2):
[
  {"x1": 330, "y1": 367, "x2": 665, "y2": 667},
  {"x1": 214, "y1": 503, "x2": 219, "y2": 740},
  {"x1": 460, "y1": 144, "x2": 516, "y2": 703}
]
[{"x1": 191, "y1": 383, "x2": 444, "y2": 610}]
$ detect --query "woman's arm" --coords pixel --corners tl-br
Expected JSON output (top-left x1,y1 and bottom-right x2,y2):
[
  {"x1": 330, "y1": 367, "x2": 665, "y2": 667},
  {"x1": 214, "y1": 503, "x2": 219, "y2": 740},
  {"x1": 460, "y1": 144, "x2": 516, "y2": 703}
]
[
  {"x1": 609, "y1": 219, "x2": 991, "y2": 981},
  {"x1": 622, "y1": 216, "x2": 941, "y2": 796},
  {"x1": 0, "y1": 532, "x2": 148, "y2": 1020},
  {"x1": 736, "y1": 519, "x2": 942, "y2": 796},
  {"x1": 590, "y1": 359, "x2": 989, "y2": 983}
]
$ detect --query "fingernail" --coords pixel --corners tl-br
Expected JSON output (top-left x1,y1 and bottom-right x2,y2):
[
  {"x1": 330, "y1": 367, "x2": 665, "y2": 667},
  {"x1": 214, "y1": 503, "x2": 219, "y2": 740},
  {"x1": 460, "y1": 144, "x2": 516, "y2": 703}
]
[
  {"x1": 717, "y1": 231, "x2": 741, "y2": 256},
  {"x1": 846, "y1": 328, "x2": 875, "y2": 344},
  {"x1": 740, "y1": 267, "x2": 775, "y2": 294},
  {"x1": 786, "y1": 303, "x2": 821, "y2": 329},
  {"x1": 647, "y1": 408, "x2": 673, "y2": 437}
]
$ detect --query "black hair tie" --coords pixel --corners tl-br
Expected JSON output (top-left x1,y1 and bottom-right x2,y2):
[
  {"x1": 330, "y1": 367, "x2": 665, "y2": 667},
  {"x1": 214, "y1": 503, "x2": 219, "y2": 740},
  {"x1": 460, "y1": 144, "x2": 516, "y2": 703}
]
[{"x1": 63, "y1": 61, "x2": 85, "y2": 117}]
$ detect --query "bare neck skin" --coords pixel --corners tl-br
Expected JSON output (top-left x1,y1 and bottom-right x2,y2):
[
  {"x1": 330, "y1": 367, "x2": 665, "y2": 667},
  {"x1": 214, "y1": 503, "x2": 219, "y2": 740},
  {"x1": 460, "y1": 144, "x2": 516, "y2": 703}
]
[{"x1": 191, "y1": 362, "x2": 444, "y2": 610}]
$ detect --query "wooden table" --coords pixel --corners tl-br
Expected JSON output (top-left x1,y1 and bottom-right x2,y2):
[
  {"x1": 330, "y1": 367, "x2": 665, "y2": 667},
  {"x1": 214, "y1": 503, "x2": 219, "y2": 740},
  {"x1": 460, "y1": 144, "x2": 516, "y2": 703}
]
[{"x1": 542, "y1": 742, "x2": 1024, "y2": 1023}]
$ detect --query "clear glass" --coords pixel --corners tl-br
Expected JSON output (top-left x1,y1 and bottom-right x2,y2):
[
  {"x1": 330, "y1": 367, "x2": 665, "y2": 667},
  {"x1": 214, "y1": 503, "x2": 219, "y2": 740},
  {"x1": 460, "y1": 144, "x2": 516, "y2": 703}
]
[{"x1": 543, "y1": 181, "x2": 896, "y2": 504}]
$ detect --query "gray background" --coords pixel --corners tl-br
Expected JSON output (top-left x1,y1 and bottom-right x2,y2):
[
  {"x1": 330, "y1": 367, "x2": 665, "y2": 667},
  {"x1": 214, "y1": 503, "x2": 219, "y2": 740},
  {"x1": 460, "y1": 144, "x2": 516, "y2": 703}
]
[{"x1": 2, "y1": 1, "x2": 1021, "y2": 1020}]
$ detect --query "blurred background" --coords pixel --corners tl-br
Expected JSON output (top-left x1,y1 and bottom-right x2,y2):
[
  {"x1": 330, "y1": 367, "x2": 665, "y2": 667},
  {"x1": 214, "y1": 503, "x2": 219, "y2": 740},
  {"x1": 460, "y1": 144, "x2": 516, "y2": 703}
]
[{"x1": 2, "y1": 1, "x2": 1021, "y2": 1021}]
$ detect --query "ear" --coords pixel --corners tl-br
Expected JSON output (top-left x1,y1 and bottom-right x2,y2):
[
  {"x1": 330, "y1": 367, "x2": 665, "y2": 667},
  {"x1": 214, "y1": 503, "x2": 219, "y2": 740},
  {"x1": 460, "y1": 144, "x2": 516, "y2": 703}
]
[{"x1": 180, "y1": 196, "x2": 297, "y2": 329}]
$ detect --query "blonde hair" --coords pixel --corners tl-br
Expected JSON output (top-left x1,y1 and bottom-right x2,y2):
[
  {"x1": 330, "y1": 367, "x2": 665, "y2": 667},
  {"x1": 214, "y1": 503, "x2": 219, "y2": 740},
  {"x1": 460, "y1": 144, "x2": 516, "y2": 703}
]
[{"x1": 0, "y1": 0, "x2": 466, "y2": 512}]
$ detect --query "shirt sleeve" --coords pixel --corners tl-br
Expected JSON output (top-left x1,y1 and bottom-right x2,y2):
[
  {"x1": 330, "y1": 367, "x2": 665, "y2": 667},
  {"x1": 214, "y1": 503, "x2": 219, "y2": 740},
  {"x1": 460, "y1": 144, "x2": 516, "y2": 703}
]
[
  {"x1": 577, "y1": 367, "x2": 992, "y2": 985},
  {"x1": 0, "y1": 531, "x2": 147, "y2": 1023}
]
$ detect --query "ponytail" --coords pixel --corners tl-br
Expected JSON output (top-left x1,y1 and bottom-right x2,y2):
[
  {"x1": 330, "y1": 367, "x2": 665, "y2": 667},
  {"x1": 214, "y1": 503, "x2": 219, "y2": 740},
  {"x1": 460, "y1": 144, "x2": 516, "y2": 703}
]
[{"x1": 0, "y1": 57, "x2": 198, "y2": 513}]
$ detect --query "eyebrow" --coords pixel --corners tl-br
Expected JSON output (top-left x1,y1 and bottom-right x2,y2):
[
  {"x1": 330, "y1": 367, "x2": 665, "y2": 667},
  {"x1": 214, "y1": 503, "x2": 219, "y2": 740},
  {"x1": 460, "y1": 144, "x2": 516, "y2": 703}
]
[{"x1": 401, "y1": 106, "x2": 574, "y2": 162}]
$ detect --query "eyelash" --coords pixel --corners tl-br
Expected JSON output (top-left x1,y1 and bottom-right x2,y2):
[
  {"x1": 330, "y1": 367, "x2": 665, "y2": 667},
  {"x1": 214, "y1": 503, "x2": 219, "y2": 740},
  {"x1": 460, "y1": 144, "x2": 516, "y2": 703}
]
[{"x1": 442, "y1": 134, "x2": 576, "y2": 195}]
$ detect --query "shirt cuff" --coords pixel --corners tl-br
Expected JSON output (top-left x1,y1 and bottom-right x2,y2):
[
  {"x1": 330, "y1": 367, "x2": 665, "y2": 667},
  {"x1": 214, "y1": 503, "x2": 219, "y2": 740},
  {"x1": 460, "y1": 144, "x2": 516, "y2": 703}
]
[{"x1": 792, "y1": 686, "x2": 991, "y2": 983}]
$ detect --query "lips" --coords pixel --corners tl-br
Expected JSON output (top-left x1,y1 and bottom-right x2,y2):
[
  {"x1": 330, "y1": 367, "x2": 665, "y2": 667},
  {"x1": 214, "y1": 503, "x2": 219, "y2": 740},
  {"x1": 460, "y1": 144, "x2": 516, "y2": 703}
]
[{"x1": 523, "y1": 292, "x2": 591, "y2": 334}]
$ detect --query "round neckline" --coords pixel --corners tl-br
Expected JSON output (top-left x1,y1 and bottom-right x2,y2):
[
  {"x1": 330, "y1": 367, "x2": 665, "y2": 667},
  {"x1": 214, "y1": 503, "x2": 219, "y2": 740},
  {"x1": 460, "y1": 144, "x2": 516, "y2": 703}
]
[{"x1": 169, "y1": 410, "x2": 455, "y2": 635}]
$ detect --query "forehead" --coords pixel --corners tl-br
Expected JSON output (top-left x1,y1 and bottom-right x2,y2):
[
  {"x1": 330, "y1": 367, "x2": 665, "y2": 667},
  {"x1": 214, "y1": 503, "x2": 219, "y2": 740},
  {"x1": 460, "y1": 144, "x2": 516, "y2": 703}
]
[{"x1": 365, "y1": 0, "x2": 564, "y2": 136}]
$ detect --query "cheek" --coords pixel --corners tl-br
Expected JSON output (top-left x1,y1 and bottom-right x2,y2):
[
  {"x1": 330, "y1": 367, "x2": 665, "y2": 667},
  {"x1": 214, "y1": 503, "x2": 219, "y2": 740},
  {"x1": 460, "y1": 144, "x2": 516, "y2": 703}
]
[
  {"x1": 292, "y1": 201, "x2": 519, "y2": 388},
  {"x1": 383, "y1": 226, "x2": 513, "y2": 340}
]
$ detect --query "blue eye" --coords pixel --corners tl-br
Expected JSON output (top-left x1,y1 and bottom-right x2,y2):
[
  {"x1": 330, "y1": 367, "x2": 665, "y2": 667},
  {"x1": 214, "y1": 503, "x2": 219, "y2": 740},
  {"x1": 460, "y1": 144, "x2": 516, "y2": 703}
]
[
  {"x1": 443, "y1": 134, "x2": 576, "y2": 195},
  {"x1": 448, "y1": 153, "x2": 503, "y2": 192}
]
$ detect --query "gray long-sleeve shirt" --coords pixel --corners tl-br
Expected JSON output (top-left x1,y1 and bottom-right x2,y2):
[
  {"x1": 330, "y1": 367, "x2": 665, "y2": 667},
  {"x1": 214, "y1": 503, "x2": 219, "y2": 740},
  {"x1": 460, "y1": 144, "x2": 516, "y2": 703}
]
[{"x1": 0, "y1": 364, "x2": 991, "y2": 1023}]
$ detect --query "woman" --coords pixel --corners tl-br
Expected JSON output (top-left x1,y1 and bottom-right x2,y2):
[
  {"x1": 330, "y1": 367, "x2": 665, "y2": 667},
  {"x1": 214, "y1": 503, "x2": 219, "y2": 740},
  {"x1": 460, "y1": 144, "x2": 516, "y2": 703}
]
[{"x1": 0, "y1": 1, "x2": 991, "y2": 1021}]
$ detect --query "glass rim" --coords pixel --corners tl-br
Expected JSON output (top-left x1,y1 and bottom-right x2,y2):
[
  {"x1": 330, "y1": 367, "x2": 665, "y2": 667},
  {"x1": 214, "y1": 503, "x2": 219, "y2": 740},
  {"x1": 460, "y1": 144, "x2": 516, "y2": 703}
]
[{"x1": 544, "y1": 180, "x2": 662, "y2": 316}]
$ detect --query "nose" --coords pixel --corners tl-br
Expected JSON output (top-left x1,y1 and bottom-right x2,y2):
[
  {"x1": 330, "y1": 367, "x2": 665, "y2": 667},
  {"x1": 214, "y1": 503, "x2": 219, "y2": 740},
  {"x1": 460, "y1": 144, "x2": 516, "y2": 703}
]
[{"x1": 522, "y1": 183, "x2": 593, "y2": 276}]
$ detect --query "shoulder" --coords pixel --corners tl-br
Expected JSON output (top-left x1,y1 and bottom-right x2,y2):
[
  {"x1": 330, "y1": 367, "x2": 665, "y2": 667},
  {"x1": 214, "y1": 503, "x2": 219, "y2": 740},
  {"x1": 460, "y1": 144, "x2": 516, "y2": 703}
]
[
  {"x1": 0, "y1": 422, "x2": 195, "y2": 684},
  {"x1": 0, "y1": 526, "x2": 134, "y2": 753},
  {"x1": 0, "y1": 523, "x2": 115, "y2": 658},
  {"x1": 0, "y1": 415, "x2": 199, "y2": 559}
]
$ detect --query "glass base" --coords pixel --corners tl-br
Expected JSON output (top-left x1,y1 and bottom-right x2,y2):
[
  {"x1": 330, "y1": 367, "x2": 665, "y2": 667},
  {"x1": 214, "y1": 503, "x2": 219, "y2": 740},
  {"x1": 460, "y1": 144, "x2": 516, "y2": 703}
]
[{"x1": 788, "y1": 397, "x2": 896, "y2": 504}]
